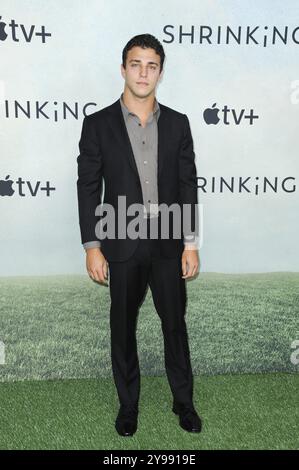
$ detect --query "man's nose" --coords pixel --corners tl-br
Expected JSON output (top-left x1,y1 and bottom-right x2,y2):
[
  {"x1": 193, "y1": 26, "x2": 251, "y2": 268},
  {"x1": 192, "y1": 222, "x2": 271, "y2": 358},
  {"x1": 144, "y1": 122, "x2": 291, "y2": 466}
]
[{"x1": 140, "y1": 66, "x2": 148, "y2": 77}]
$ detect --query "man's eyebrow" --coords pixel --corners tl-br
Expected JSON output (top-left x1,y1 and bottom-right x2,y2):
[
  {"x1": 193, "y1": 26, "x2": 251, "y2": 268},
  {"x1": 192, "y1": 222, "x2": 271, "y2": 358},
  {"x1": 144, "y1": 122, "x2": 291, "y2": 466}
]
[{"x1": 129, "y1": 59, "x2": 159, "y2": 66}]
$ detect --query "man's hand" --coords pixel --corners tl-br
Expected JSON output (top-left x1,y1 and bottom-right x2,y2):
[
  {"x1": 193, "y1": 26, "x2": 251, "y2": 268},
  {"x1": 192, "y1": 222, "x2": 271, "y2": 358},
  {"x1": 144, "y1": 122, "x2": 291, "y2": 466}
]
[
  {"x1": 86, "y1": 248, "x2": 109, "y2": 285},
  {"x1": 181, "y1": 247, "x2": 199, "y2": 279}
]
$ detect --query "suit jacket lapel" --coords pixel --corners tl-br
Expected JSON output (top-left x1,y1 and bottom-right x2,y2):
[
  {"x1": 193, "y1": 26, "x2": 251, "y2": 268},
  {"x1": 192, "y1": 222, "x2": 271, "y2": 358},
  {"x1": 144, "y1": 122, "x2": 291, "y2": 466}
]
[
  {"x1": 157, "y1": 103, "x2": 167, "y2": 179},
  {"x1": 107, "y1": 98, "x2": 167, "y2": 181}
]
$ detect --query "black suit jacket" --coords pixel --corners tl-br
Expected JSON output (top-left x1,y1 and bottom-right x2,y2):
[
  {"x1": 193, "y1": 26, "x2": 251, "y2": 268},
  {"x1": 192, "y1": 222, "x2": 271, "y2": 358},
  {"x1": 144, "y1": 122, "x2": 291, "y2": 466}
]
[{"x1": 77, "y1": 97, "x2": 198, "y2": 262}]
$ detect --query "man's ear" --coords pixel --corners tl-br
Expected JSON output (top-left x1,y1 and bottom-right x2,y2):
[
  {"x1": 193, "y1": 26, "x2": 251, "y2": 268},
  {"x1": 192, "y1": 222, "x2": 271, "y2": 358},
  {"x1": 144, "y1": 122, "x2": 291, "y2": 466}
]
[{"x1": 120, "y1": 63, "x2": 126, "y2": 79}]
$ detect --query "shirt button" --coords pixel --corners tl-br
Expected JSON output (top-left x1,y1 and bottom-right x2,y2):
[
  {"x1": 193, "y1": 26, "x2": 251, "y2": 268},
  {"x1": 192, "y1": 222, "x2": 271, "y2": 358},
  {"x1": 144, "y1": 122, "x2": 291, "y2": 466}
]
[
  {"x1": 142, "y1": 141, "x2": 145, "y2": 144},
  {"x1": 145, "y1": 180, "x2": 149, "y2": 184},
  {"x1": 143, "y1": 160, "x2": 147, "y2": 164}
]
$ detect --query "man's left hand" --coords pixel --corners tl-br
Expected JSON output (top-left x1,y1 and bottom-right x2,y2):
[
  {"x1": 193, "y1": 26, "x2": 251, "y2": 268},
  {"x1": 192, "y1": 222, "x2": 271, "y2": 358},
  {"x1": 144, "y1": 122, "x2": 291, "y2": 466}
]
[{"x1": 181, "y1": 247, "x2": 199, "y2": 279}]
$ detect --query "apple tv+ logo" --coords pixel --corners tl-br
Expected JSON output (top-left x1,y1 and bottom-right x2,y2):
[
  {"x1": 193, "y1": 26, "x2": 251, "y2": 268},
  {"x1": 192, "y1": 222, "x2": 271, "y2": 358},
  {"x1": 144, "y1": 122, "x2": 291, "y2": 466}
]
[
  {"x1": 0, "y1": 15, "x2": 51, "y2": 43},
  {"x1": 203, "y1": 103, "x2": 259, "y2": 125},
  {"x1": 0, "y1": 175, "x2": 56, "y2": 197}
]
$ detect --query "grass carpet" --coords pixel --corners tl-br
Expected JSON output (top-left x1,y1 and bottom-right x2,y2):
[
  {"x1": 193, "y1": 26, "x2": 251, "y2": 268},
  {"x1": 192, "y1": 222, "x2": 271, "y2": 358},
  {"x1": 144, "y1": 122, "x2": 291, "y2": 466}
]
[
  {"x1": 0, "y1": 273, "x2": 299, "y2": 381},
  {"x1": 0, "y1": 373, "x2": 298, "y2": 450}
]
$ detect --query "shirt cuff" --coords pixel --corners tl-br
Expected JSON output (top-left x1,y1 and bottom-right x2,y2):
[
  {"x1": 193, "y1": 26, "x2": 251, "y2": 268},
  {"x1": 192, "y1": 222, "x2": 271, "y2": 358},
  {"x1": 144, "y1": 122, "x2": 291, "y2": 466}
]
[
  {"x1": 83, "y1": 241, "x2": 101, "y2": 251},
  {"x1": 183, "y1": 235, "x2": 199, "y2": 250}
]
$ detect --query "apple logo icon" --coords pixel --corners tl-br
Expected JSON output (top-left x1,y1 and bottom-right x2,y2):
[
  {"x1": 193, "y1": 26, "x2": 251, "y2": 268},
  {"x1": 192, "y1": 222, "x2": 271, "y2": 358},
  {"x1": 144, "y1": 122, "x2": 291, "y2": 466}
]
[
  {"x1": 203, "y1": 103, "x2": 220, "y2": 125},
  {"x1": 0, "y1": 16, "x2": 8, "y2": 41},
  {"x1": 0, "y1": 175, "x2": 15, "y2": 196}
]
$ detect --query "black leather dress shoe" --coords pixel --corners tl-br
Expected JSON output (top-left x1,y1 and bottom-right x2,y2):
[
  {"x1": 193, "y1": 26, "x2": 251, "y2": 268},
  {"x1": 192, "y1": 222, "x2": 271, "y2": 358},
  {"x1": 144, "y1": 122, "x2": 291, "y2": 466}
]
[
  {"x1": 172, "y1": 402, "x2": 202, "y2": 433},
  {"x1": 115, "y1": 405, "x2": 138, "y2": 436}
]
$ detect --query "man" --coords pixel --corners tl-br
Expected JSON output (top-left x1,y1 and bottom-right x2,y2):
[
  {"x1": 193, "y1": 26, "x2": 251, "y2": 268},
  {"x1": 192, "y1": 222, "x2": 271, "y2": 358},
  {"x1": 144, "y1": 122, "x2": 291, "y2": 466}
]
[{"x1": 77, "y1": 34, "x2": 201, "y2": 436}]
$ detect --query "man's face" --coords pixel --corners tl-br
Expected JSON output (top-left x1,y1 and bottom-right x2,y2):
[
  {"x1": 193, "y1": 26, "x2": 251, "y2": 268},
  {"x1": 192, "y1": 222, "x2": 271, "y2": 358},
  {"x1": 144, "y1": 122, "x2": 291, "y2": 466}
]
[{"x1": 121, "y1": 46, "x2": 162, "y2": 98}]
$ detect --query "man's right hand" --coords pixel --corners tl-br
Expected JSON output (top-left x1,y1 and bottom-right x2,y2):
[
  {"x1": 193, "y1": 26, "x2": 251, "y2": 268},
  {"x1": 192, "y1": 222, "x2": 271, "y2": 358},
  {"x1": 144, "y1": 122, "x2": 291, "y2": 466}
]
[{"x1": 86, "y1": 248, "x2": 109, "y2": 285}]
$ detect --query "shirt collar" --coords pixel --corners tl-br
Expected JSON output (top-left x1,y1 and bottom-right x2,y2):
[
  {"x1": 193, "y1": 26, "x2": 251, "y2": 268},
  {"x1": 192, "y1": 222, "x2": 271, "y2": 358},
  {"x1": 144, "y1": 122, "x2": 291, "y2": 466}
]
[{"x1": 119, "y1": 92, "x2": 160, "y2": 122}]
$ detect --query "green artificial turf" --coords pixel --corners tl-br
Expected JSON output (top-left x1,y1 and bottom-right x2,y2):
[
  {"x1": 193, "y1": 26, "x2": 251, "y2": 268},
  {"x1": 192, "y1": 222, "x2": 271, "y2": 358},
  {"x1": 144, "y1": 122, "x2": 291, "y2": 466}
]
[
  {"x1": 0, "y1": 273, "x2": 298, "y2": 381},
  {"x1": 0, "y1": 373, "x2": 298, "y2": 450}
]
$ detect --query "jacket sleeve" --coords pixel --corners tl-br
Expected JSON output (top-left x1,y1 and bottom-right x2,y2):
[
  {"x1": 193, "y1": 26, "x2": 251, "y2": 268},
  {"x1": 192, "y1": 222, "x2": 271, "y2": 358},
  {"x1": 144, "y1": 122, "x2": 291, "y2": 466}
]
[
  {"x1": 179, "y1": 114, "x2": 199, "y2": 247},
  {"x1": 76, "y1": 115, "x2": 104, "y2": 245}
]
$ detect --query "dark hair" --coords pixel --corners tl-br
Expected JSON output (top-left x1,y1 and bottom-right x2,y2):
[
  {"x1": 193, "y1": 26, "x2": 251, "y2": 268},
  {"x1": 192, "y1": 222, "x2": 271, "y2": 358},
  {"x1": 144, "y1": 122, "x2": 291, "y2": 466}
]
[{"x1": 122, "y1": 34, "x2": 165, "y2": 72}]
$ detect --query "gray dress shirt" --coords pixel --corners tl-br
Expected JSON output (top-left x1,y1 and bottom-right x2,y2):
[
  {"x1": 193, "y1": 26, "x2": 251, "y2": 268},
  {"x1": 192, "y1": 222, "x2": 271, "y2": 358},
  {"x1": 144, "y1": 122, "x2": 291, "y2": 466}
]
[{"x1": 83, "y1": 94, "x2": 196, "y2": 251}]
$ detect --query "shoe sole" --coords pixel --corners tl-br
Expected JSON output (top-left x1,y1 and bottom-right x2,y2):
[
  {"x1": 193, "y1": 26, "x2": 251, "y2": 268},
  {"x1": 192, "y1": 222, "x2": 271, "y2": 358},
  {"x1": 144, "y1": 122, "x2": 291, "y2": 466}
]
[{"x1": 115, "y1": 428, "x2": 136, "y2": 437}]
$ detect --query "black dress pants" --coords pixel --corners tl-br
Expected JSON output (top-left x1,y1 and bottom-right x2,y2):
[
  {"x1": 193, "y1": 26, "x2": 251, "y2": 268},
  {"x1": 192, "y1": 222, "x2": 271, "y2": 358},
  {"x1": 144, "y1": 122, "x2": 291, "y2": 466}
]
[{"x1": 108, "y1": 217, "x2": 194, "y2": 410}]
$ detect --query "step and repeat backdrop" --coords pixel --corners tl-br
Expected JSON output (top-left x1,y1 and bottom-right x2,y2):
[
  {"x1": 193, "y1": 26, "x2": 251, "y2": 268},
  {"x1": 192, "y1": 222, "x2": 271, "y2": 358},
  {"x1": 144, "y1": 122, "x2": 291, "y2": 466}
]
[{"x1": 0, "y1": 1, "x2": 298, "y2": 380}]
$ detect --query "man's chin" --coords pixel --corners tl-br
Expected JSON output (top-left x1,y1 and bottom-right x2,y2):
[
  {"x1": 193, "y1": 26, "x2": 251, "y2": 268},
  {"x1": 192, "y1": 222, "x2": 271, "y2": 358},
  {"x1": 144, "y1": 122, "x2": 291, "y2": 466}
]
[{"x1": 131, "y1": 87, "x2": 154, "y2": 99}]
